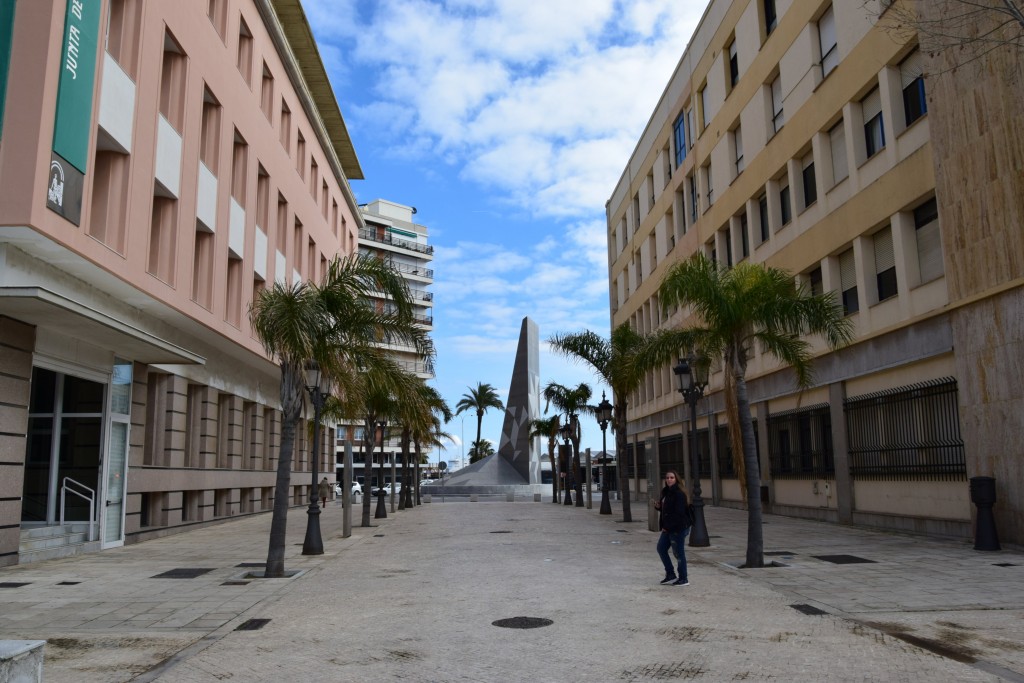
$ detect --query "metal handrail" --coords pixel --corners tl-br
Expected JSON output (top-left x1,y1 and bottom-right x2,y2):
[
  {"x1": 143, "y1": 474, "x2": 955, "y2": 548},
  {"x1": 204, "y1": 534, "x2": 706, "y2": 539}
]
[{"x1": 60, "y1": 477, "x2": 96, "y2": 542}]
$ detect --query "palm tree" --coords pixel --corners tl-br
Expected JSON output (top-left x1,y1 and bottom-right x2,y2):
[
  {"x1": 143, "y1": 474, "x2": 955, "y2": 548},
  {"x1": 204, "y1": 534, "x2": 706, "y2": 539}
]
[
  {"x1": 529, "y1": 416, "x2": 561, "y2": 503},
  {"x1": 649, "y1": 254, "x2": 853, "y2": 568},
  {"x1": 549, "y1": 324, "x2": 655, "y2": 522},
  {"x1": 542, "y1": 382, "x2": 592, "y2": 507},
  {"x1": 412, "y1": 410, "x2": 453, "y2": 505},
  {"x1": 454, "y1": 382, "x2": 505, "y2": 462},
  {"x1": 468, "y1": 439, "x2": 495, "y2": 463},
  {"x1": 252, "y1": 254, "x2": 429, "y2": 575},
  {"x1": 397, "y1": 382, "x2": 451, "y2": 509}
]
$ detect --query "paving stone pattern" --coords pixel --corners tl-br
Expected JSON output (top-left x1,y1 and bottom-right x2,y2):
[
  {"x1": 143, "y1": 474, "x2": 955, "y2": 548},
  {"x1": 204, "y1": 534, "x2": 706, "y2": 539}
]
[{"x1": 0, "y1": 498, "x2": 1021, "y2": 682}]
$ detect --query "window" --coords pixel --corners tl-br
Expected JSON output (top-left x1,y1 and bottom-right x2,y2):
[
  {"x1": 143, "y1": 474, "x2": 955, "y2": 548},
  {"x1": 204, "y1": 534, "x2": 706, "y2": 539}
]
[
  {"x1": 199, "y1": 87, "x2": 221, "y2": 173},
  {"x1": 260, "y1": 62, "x2": 274, "y2": 121},
  {"x1": 914, "y1": 198, "x2": 942, "y2": 283},
  {"x1": 808, "y1": 267, "x2": 823, "y2": 296},
  {"x1": 839, "y1": 248, "x2": 858, "y2": 314},
  {"x1": 237, "y1": 17, "x2": 253, "y2": 86},
  {"x1": 818, "y1": 5, "x2": 838, "y2": 77},
  {"x1": 801, "y1": 151, "x2": 817, "y2": 208},
  {"x1": 770, "y1": 75, "x2": 784, "y2": 134},
  {"x1": 688, "y1": 174, "x2": 698, "y2": 224},
  {"x1": 733, "y1": 126, "x2": 744, "y2": 175},
  {"x1": 107, "y1": 0, "x2": 143, "y2": 78},
  {"x1": 862, "y1": 87, "x2": 885, "y2": 157},
  {"x1": 703, "y1": 162, "x2": 713, "y2": 207},
  {"x1": 779, "y1": 182, "x2": 791, "y2": 226},
  {"x1": 280, "y1": 101, "x2": 291, "y2": 151},
  {"x1": 728, "y1": 40, "x2": 739, "y2": 87},
  {"x1": 673, "y1": 112, "x2": 686, "y2": 167},
  {"x1": 686, "y1": 109, "x2": 695, "y2": 148},
  {"x1": 208, "y1": 0, "x2": 227, "y2": 41},
  {"x1": 829, "y1": 120, "x2": 848, "y2": 185},
  {"x1": 159, "y1": 32, "x2": 187, "y2": 133},
  {"x1": 699, "y1": 85, "x2": 710, "y2": 129},
  {"x1": 231, "y1": 129, "x2": 247, "y2": 204},
  {"x1": 765, "y1": 0, "x2": 778, "y2": 35},
  {"x1": 722, "y1": 227, "x2": 733, "y2": 267},
  {"x1": 739, "y1": 212, "x2": 749, "y2": 259},
  {"x1": 901, "y1": 49, "x2": 927, "y2": 126},
  {"x1": 874, "y1": 227, "x2": 897, "y2": 301},
  {"x1": 758, "y1": 194, "x2": 769, "y2": 243}
]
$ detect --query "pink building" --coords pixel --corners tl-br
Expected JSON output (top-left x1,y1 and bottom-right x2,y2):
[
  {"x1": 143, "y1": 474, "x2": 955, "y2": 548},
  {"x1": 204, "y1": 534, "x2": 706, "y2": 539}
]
[{"x1": 0, "y1": 0, "x2": 362, "y2": 565}]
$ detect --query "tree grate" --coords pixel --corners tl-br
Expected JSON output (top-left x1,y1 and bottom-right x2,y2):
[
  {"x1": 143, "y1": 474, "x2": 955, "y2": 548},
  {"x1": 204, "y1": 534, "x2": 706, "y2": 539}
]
[
  {"x1": 222, "y1": 581, "x2": 250, "y2": 586},
  {"x1": 0, "y1": 582, "x2": 30, "y2": 588},
  {"x1": 813, "y1": 554, "x2": 876, "y2": 564},
  {"x1": 235, "y1": 562, "x2": 265, "y2": 568},
  {"x1": 790, "y1": 604, "x2": 828, "y2": 616},
  {"x1": 151, "y1": 568, "x2": 216, "y2": 579},
  {"x1": 492, "y1": 616, "x2": 553, "y2": 629}
]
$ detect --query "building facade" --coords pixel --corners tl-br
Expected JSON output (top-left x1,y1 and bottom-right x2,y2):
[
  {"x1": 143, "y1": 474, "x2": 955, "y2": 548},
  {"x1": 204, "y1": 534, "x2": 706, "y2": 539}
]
[
  {"x1": 607, "y1": 0, "x2": 1023, "y2": 543},
  {"x1": 335, "y1": 199, "x2": 434, "y2": 486},
  {"x1": 0, "y1": 0, "x2": 362, "y2": 565}
]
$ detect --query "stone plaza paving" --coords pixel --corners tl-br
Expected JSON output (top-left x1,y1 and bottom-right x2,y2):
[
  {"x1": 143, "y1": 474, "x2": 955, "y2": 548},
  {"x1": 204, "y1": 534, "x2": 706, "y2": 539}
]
[{"x1": 0, "y1": 495, "x2": 1022, "y2": 682}]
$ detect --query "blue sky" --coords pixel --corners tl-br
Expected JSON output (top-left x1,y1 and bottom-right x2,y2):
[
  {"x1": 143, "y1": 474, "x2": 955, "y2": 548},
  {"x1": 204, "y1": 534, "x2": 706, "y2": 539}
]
[{"x1": 304, "y1": 0, "x2": 704, "y2": 462}]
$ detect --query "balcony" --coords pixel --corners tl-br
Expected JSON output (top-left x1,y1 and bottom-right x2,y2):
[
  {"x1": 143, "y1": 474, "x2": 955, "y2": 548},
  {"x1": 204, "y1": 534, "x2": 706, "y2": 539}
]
[
  {"x1": 359, "y1": 228, "x2": 434, "y2": 256},
  {"x1": 390, "y1": 261, "x2": 434, "y2": 279}
]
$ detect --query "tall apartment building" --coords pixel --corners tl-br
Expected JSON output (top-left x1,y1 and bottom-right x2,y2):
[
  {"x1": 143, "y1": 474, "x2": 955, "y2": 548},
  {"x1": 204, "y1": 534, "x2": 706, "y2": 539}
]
[
  {"x1": 0, "y1": 0, "x2": 363, "y2": 565},
  {"x1": 607, "y1": 0, "x2": 1023, "y2": 543},
  {"x1": 335, "y1": 199, "x2": 434, "y2": 485}
]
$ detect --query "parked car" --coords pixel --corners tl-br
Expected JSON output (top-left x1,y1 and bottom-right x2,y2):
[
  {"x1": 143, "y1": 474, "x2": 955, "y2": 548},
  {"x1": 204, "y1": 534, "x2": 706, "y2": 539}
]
[
  {"x1": 334, "y1": 482, "x2": 363, "y2": 496},
  {"x1": 384, "y1": 482, "x2": 402, "y2": 495}
]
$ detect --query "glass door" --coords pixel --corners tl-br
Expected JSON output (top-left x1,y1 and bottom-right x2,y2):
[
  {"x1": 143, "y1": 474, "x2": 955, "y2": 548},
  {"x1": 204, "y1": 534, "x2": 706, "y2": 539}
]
[{"x1": 101, "y1": 359, "x2": 132, "y2": 548}]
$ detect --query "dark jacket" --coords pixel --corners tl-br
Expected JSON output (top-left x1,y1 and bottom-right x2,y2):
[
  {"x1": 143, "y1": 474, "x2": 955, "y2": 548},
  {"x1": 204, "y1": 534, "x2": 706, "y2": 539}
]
[{"x1": 659, "y1": 485, "x2": 691, "y2": 533}]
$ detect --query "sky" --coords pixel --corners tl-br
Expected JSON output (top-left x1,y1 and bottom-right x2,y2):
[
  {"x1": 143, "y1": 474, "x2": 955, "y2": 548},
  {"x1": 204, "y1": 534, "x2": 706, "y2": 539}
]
[{"x1": 304, "y1": 0, "x2": 706, "y2": 464}]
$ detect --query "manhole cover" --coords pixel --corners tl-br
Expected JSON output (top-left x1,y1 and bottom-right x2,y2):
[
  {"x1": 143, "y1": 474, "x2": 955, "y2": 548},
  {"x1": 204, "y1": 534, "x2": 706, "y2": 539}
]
[
  {"x1": 0, "y1": 582, "x2": 30, "y2": 588},
  {"x1": 235, "y1": 618, "x2": 271, "y2": 631},
  {"x1": 151, "y1": 568, "x2": 215, "y2": 579},
  {"x1": 814, "y1": 554, "x2": 876, "y2": 564},
  {"x1": 57, "y1": 581, "x2": 81, "y2": 585},
  {"x1": 993, "y1": 563, "x2": 1018, "y2": 567},
  {"x1": 791, "y1": 604, "x2": 828, "y2": 616},
  {"x1": 374, "y1": 534, "x2": 385, "y2": 537},
  {"x1": 490, "y1": 530, "x2": 513, "y2": 534},
  {"x1": 492, "y1": 617, "x2": 553, "y2": 629}
]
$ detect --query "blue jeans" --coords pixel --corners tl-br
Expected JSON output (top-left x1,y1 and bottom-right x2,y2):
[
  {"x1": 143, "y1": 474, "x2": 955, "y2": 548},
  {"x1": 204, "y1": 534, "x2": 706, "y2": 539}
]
[{"x1": 657, "y1": 529, "x2": 689, "y2": 580}]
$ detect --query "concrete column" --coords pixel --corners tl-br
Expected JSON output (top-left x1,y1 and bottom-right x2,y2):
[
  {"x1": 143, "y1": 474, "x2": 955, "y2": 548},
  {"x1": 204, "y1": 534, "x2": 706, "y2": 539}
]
[
  {"x1": 829, "y1": 382, "x2": 853, "y2": 524},
  {"x1": 0, "y1": 316, "x2": 35, "y2": 567}
]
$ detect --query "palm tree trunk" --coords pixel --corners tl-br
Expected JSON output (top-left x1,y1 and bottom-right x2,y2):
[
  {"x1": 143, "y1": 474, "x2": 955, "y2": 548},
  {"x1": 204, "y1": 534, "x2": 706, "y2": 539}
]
[
  {"x1": 734, "y1": 368, "x2": 764, "y2": 568},
  {"x1": 548, "y1": 440, "x2": 558, "y2": 503},
  {"x1": 265, "y1": 366, "x2": 303, "y2": 577},
  {"x1": 361, "y1": 414, "x2": 375, "y2": 527},
  {"x1": 414, "y1": 440, "x2": 422, "y2": 506},
  {"x1": 399, "y1": 429, "x2": 411, "y2": 510},
  {"x1": 571, "y1": 437, "x2": 584, "y2": 507},
  {"x1": 475, "y1": 410, "x2": 483, "y2": 464},
  {"x1": 615, "y1": 403, "x2": 632, "y2": 522}
]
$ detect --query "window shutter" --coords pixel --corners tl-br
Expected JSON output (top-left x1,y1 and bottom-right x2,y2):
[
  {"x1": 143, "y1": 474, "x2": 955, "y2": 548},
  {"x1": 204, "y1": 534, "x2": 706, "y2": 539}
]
[
  {"x1": 840, "y1": 249, "x2": 856, "y2": 290},
  {"x1": 917, "y1": 216, "x2": 943, "y2": 282},
  {"x1": 735, "y1": 127, "x2": 744, "y2": 171},
  {"x1": 819, "y1": 6, "x2": 837, "y2": 73},
  {"x1": 829, "y1": 121, "x2": 848, "y2": 183},
  {"x1": 900, "y1": 49, "x2": 924, "y2": 88},
  {"x1": 862, "y1": 87, "x2": 882, "y2": 121},
  {"x1": 874, "y1": 227, "x2": 895, "y2": 274},
  {"x1": 772, "y1": 77, "x2": 783, "y2": 118}
]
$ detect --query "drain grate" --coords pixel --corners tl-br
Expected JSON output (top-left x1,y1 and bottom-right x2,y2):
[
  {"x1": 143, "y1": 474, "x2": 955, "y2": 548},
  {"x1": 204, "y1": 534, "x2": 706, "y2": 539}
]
[
  {"x1": 490, "y1": 530, "x2": 513, "y2": 534},
  {"x1": 993, "y1": 563, "x2": 1019, "y2": 567},
  {"x1": 235, "y1": 562, "x2": 266, "y2": 568},
  {"x1": 235, "y1": 618, "x2": 271, "y2": 631},
  {"x1": 492, "y1": 616, "x2": 553, "y2": 629},
  {"x1": 151, "y1": 568, "x2": 216, "y2": 579},
  {"x1": 813, "y1": 554, "x2": 876, "y2": 564},
  {"x1": 57, "y1": 581, "x2": 81, "y2": 585},
  {"x1": 791, "y1": 604, "x2": 828, "y2": 616},
  {"x1": 222, "y1": 580, "x2": 250, "y2": 586},
  {"x1": 373, "y1": 534, "x2": 385, "y2": 537},
  {"x1": 0, "y1": 582, "x2": 30, "y2": 588}
]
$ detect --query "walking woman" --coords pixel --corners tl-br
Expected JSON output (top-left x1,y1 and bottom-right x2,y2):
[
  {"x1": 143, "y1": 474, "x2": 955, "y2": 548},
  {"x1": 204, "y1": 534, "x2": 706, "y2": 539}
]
[{"x1": 653, "y1": 470, "x2": 691, "y2": 586}]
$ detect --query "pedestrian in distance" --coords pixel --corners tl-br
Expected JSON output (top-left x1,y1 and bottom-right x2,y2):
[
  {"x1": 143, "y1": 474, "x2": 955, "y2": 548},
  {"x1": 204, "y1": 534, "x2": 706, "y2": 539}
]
[
  {"x1": 318, "y1": 477, "x2": 331, "y2": 509},
  {"x1": 653, "y1": 470, "x2": 691, "y2": 586}
]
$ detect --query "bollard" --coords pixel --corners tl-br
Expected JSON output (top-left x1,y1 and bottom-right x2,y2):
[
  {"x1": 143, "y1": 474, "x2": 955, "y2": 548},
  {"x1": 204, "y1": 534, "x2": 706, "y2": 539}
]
[
  {"x1": 506, "y1": 492, "x2": 515, "y2": 502},
  {"x1": 970, "y1": 476, "x2": 1001, "y2": 551},
  {"x1": 423, "y1": 494, "x2": 431, "y2": 504},
  {"x1": 470, "y1": 494, "x2": 478, "y2": 502},
  {"x1": 534, "y1": 493, "x2": 541, "y2": 502}
]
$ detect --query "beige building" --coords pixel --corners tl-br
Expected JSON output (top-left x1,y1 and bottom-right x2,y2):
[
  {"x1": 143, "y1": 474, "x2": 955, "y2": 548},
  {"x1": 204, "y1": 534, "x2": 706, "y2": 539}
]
[
  {"x1": 607, "y1": 0, "x2": 1023, "y2": 544},
  {"x1": 0, "y1": 0, "x2": 363, "y2": 565}
]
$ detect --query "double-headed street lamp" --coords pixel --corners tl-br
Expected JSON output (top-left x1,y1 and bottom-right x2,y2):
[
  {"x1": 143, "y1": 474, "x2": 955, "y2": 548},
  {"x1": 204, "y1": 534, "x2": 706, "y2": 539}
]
[
  {"x1": 673, "y1": 353, "x2": 711, "y2": 547},
  {"x1": 375, "y1": 419, "x2": 388, "y2": 519},
  {"x1": 596, "y1": 392, "x2": 613, "y2": 515},
  {"x1": 302, "y1": 361, "x2": 330, "y2": 556},
  {"x1": 559, "y1": 422, "x2": 573, "y2": 506}
]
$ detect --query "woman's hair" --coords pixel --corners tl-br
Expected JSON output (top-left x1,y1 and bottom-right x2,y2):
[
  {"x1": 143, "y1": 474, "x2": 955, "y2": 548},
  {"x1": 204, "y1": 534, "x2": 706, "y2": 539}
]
[{"x1": 662, "y1": 470, "x2": 683, "y2": 491}]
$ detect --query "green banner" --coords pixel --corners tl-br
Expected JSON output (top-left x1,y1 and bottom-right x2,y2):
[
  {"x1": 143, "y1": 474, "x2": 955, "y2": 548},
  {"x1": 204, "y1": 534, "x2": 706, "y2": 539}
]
[
  {"x1": 0, "y1": 0, "x2": 15, "y2": 139},
  {"x1": 52, "y1": 0, "x2": 100, "y2": 174}
]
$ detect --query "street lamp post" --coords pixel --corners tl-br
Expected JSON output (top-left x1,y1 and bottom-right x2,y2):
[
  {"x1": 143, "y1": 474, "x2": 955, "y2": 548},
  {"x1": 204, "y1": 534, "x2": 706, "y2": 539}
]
[
  {"x1": 596, "y1": 392, "x2": 613, "y2": 515},
  {"x1": 673, "y1": 354, "x2": 710, "y2": 547},
  {"x1": 302, "y1": 361, "x2": 330, "y2": 555},
  {"x1": 559, "y1": 422, "x2": 573, "y2": 506},
  {"x1": 375, "y1": 419, "x2": 388, "y2": 519}
]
